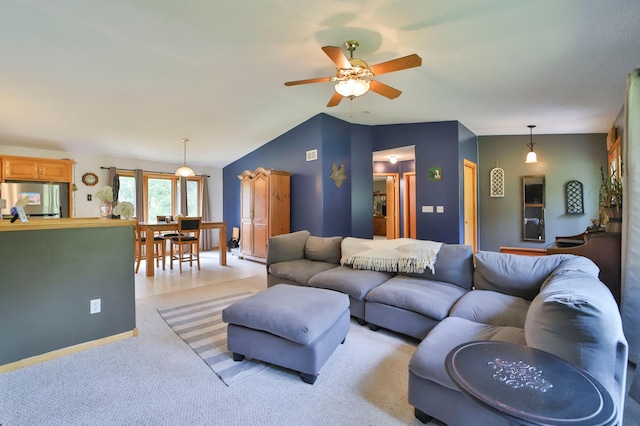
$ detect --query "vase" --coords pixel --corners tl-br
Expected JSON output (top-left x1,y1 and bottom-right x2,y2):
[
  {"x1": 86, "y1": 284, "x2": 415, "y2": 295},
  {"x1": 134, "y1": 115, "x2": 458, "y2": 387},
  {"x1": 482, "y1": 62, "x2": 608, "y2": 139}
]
[
  {"x1": 604, "y1": 207, "x2": 622, "y2": 233},
  {"x1": 99, "y1": 202, "x2": 112, "y2": 218}
]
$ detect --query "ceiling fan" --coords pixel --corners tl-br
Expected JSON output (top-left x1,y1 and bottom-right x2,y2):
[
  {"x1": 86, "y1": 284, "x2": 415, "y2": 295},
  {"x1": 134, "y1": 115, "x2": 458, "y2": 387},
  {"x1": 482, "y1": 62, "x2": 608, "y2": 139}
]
[{"x1": 284, "y1": 40, "x2": 422, "y2": 107}]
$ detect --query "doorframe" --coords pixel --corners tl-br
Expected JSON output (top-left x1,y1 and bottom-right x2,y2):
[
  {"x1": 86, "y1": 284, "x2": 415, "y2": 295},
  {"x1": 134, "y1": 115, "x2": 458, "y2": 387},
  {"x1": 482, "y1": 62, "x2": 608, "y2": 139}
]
[
  {"x1": 402, "y1": 171, "x2": 417, "y2": 238},
  {"x1": 463, "y1": 159, "x2": 478, "y2": 252}
]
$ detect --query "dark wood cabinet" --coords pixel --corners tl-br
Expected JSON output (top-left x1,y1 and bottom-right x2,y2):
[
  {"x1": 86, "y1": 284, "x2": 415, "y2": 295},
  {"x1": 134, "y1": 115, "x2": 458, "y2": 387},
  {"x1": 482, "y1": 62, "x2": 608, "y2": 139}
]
[{"x1": 547, "y1": 232, "x2": 621, "y2": 306}]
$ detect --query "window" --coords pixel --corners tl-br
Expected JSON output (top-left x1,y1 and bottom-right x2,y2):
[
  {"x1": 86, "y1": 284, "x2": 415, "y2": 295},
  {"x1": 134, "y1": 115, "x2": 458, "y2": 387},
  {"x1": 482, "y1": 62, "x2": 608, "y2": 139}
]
[
  {"x1": 186, "y1": 179, "x2": 201, "y2": 216},
  {"x1": 116, "y1": 170, "x2": 202, "y2": 221},
  {"x1": 147, "y1": 175, "x2": 175, "y2": 220},
  {"x1": 117, "y1": 175, "x2": 136, "y2": 213}
]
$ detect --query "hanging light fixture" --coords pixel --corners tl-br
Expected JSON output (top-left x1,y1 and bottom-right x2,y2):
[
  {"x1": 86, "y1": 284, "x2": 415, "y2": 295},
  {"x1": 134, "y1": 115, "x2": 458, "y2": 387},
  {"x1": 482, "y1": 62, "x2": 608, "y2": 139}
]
[
  {"x1": 525, "y1": 125, "x2": 538, "y2": 164},
  {"x1": 389, "y1": 155, "x2": 398, "y2": 164},
  {"x1": 175, "y1": 137, "x2": 195, "y2": 177}
]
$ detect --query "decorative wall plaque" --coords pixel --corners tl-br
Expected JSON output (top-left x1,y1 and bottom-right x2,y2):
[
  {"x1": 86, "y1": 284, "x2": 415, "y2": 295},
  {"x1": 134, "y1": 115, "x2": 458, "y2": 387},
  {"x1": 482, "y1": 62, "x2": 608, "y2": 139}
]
[
  {"x1": 330, "y1": 163, "x2": 347, "y2": 187},
  {"x1": 565, "y1": 180, "x2": 584, "y2": 214},
  {"x1": 490, "y1": 167, "x2": 505, "y2": 197}
]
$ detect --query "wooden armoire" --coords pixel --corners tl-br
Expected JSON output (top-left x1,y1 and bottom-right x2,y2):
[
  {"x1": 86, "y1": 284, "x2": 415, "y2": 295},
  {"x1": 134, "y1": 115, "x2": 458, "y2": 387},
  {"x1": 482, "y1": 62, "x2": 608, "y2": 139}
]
[{"x1": 238, "y1": 167, "x2": 291, "y2": 262}]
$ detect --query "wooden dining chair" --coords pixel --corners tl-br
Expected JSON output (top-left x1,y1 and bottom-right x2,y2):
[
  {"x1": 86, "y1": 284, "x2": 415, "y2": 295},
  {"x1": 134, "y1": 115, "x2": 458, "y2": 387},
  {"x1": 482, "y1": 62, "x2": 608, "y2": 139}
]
[
  {"x1": 134, "y1": 220, "x2": 166, "y2": 273},
  {"x1": 169, "y1": 216, "x2": 201, "y2": 272}
]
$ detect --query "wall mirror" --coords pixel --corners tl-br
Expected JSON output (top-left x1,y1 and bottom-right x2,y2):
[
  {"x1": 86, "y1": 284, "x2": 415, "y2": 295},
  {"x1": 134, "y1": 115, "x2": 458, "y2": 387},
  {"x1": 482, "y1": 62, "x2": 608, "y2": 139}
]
[{"x1": 522, "y1": 175, "x2": 545, "y2": 242}]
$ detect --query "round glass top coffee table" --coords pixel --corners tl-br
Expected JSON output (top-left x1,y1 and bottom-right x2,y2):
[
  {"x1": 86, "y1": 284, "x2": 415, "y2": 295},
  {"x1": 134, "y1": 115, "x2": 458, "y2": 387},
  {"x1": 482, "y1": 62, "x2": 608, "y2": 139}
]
[{"x1": 445, "y1": 341, "x2": 616, "y2": 426}]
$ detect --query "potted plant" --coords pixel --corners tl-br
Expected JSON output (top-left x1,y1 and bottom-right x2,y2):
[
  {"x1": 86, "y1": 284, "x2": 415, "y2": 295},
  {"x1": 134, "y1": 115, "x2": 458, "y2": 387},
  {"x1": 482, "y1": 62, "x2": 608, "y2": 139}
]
[{"x1": 599, "y1": 166, "x2": 623, "y2": 232}]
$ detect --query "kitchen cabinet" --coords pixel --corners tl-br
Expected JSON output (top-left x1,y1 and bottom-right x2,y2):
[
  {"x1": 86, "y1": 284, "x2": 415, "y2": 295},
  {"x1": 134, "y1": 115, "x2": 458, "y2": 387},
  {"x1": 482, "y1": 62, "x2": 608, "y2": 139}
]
[
  {"x1": 238, "y1": 167, "x2": 290, "y2": 262},
  {"x1": 1, "y1": 155, "x2": 74, "y2": 182},
  {"x1": 373, "y1": 215, "x2": 386, "y2": 236}
]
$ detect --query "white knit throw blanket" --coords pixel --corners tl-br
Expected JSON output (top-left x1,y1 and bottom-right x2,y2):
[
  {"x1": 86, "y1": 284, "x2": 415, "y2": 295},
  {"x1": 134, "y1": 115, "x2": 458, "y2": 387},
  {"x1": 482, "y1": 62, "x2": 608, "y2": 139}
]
[{"x1": 340, "y1": 237, "x2": 443, "y2": 274}]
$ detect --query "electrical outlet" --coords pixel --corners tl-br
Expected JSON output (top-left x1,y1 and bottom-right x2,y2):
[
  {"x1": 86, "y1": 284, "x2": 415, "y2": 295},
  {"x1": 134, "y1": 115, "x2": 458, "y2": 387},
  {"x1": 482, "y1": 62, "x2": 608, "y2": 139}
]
[{"x1": 90, "y1": 298, "x2": 101, "y2": 314}]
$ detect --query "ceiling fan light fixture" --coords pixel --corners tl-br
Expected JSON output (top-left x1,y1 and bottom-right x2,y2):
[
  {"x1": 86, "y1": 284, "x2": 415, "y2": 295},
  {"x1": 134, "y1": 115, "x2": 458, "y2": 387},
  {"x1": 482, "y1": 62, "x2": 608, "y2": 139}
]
[
  {"x1": 175, "y1": 137, "x2": 196, "y2": 177},
  {"x1": 335, "y1": 78, "x2": 370, "y2": 98},
  {"x1": 524, "y1": 125, "x2": 538, "y2": 164}
]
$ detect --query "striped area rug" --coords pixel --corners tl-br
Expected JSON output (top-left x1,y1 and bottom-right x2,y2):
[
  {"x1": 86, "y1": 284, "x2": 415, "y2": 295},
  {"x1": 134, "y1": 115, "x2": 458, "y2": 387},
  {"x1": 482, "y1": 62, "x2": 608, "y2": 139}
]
[{"x1": 157, "y1": 291, "x2": 269, "y2": 386}]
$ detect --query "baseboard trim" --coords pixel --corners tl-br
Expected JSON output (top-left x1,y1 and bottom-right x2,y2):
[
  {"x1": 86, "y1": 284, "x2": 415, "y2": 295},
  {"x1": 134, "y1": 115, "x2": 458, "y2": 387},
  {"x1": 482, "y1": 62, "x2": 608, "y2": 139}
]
[{"x1": 0, "y1": 328, "x2": 138, "y2": 374}]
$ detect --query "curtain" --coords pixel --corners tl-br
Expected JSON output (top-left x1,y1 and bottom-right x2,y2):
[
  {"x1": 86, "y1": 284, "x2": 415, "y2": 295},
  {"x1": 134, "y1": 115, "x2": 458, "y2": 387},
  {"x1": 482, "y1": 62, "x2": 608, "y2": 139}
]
[
  {"x1": 134, "y1": 169, "x2": 145, "y2": 221},
  {"x1": 622, "y1": 69, "x2": 640, "y2": 356},
  {"x1": 108, "y1": 167, "x2": 118, "y2": 206},
  {"x1": 179, "y1": 176, "x2": 188, "y2": 215},
  {"x1": 200, "y1": 175, "x2": 214, "y2": 250},
  {"x1": 622, "y1": 69, "x2": 640, "y2": 401}
]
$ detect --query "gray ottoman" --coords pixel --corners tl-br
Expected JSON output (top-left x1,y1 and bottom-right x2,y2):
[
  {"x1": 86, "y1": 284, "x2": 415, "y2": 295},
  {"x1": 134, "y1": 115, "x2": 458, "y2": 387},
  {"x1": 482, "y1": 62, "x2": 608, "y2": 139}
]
[{"x1": 222, "y1": 284, "x2": 350, "y2": 384}]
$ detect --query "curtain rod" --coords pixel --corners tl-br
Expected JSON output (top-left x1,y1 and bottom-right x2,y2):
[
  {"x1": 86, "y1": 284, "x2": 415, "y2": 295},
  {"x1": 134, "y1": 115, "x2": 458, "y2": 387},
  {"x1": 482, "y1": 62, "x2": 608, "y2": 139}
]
[{"x1": 101, "y1": 166, "x2": 210, "y2": 178}]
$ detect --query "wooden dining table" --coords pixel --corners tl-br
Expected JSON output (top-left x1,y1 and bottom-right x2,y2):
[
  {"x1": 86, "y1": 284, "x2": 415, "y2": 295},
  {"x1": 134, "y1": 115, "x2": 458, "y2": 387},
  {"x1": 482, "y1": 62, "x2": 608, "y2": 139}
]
[{"x1": 140, "y1": 221, "x2": 227, "y2": 277}]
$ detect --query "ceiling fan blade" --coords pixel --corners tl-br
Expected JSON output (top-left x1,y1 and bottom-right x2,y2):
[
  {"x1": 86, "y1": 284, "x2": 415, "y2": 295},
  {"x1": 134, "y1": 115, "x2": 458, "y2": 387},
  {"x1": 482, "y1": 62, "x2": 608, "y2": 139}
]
[
  {"x1": 327, "y1": 91, "x2": 343, "y2": 107},
  {"x1": 284, "y1": 76, "x2": 333, "y2": 86},
  {"x1": 370, "y1": 80, "x2": 402, "y2": 99},
  {"x1": 370, "y1": 54, "x2": 422, "y2": 76},
  {"x1": 322, "y1": 46, "x2": 351, "y2": 69}
]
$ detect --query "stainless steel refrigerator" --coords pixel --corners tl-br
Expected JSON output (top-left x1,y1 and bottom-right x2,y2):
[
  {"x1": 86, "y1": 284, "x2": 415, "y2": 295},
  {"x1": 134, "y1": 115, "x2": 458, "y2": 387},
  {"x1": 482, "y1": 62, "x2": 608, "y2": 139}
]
[{"x1": 0, "y1": 182, "x2": 69, "y2": 218}]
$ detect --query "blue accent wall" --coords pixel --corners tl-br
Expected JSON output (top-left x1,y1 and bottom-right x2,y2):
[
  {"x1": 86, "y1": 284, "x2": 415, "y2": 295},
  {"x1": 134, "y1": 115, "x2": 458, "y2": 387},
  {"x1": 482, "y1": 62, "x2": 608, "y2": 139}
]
[
  {"x1": 350, "y1": 124, "x2": 374, "y2": 238},
  {"x1": 223, "y1": 115, "x2": 477, "y2": 243},
  {"x1": 372, "y1": 121, "x2": 463, "y2": 243},
  {"x1": 458, "y1": 122, "x2": 479, "y2": 244}
]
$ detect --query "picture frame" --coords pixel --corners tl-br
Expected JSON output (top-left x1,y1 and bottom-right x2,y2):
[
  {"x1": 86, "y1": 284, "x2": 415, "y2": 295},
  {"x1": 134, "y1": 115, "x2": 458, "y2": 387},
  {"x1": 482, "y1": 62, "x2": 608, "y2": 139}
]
[
  {"x1": 16, "y1": 206, "x2": 29, "y2": 222},
  {"x1": 428, "y1": 167, "x2": 442, "y2": 181}
]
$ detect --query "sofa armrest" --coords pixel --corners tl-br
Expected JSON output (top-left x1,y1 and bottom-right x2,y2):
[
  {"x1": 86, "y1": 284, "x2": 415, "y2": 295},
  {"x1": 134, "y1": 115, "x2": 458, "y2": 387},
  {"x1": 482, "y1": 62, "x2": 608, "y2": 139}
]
[{"x1": 266, "y1": 230, "x2": 311, "y2": 267}]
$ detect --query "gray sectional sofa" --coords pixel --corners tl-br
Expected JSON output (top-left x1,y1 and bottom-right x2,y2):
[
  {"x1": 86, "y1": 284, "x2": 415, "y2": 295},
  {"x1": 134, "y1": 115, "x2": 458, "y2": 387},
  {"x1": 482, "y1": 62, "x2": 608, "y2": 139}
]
[{"x1": 265, "y1": 230, "x2": 628, "y2": 425}]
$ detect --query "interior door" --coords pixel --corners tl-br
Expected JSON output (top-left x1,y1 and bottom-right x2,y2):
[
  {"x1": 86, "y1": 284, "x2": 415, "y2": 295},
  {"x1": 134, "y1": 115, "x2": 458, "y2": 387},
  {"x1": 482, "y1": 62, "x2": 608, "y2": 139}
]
[
  {"x1": 463, "y1": 159, "x2": 478, "y2": 252},
  {"x1": 403, "y1": 172, "x2": 417, "y2": 238}
]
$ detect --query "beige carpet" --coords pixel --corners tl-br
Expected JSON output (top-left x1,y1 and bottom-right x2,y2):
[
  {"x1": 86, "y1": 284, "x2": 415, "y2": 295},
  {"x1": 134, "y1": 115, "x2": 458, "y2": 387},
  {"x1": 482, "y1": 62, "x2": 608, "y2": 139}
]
[{"x1": 0, "y1": 275, "x2": 436, "y2": 425}]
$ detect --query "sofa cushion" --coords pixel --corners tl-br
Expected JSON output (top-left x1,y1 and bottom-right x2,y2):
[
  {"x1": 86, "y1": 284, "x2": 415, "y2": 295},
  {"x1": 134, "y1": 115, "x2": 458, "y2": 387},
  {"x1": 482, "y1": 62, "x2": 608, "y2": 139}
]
[
  {"x1": 308, "y1": 265, "x2": 393, "y2": 301},
  {"x1": 409, "y1": 317, "x2": 525, "y2": 391},
  {"x1": 222, "y1": 284, "x2": 349, "y2": 345},
  {"x1": 365, "y1": 275, "x2": 468, "y2": 321},
  {"x1": 473, "y1": 251, "x2": 576, "y2": 300},
  {"x1": 268, "y1": 259, "x2": 338, "y2": 286},
  {"x1": 304, "y1": 235, "x2": 342, "y2": 264},
  {"x1": 450, "y1": 290, "x2": 530, "y2": 328},
  {"x1": 403, "y1": 244, "x2": 474, "y2": 290},
  {"x1": 266, "y1": 230, "x2": 310, "y2": 266}
]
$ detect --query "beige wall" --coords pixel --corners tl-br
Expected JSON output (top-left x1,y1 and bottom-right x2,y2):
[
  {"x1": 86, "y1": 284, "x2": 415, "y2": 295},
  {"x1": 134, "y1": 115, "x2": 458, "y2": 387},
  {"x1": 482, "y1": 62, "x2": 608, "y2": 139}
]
[{"x1": 0, "y1": 144, "x2": 223, "y2": 243}]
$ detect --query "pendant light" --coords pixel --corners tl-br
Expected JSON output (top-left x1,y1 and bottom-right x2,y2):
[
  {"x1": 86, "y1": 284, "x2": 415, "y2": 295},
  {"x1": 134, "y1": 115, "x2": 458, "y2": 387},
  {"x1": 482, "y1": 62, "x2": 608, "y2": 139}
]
[
  {"x1": 525, "y1": 125, "x2": 538, "y2": 164},
  {"x1": 175, "y1": 137, "x2": 195, "y2": 177}
]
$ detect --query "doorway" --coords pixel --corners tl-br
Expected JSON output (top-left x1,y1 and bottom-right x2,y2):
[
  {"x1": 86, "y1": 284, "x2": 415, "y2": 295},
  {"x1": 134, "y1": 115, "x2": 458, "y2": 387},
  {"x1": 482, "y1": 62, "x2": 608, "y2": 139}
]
[{"x1": 373, "y1": 173, "x2": 399, "y2": 239}]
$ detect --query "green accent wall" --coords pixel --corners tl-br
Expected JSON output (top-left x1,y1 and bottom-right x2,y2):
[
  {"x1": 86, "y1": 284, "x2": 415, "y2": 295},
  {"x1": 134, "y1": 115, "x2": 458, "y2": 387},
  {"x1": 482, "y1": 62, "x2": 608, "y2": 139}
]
[
  {"x1": 0, "y1": 225, "x2": 135, "y2": 365},
  {"x1": 478, "y1": 133, "x2": 607, "y2": 251}
]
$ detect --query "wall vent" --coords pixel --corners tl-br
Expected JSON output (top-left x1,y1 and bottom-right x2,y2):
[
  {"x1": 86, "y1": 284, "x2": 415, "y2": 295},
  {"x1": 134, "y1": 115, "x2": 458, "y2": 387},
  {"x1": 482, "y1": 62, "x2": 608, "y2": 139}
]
[{"x1": 306, "y1": 149, "x2": 318, "y2": 161}]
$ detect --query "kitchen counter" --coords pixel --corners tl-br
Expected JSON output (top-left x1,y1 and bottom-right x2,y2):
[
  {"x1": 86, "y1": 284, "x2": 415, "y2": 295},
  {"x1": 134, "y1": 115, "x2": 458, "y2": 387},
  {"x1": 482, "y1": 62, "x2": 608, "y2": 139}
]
[
  {"x1": 0, "y1": 217, "x2": 136, "y2": 372},
  {"x1": 0, "y1": 217, "x2": 135, "y2": 232}
]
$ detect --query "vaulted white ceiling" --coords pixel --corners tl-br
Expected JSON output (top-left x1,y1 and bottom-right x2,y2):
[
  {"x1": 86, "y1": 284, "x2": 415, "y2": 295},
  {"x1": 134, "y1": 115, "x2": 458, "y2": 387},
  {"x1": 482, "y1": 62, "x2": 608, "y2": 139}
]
[{"x1": 1, "y1": 0, "x2": 639, "y2": 168}]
